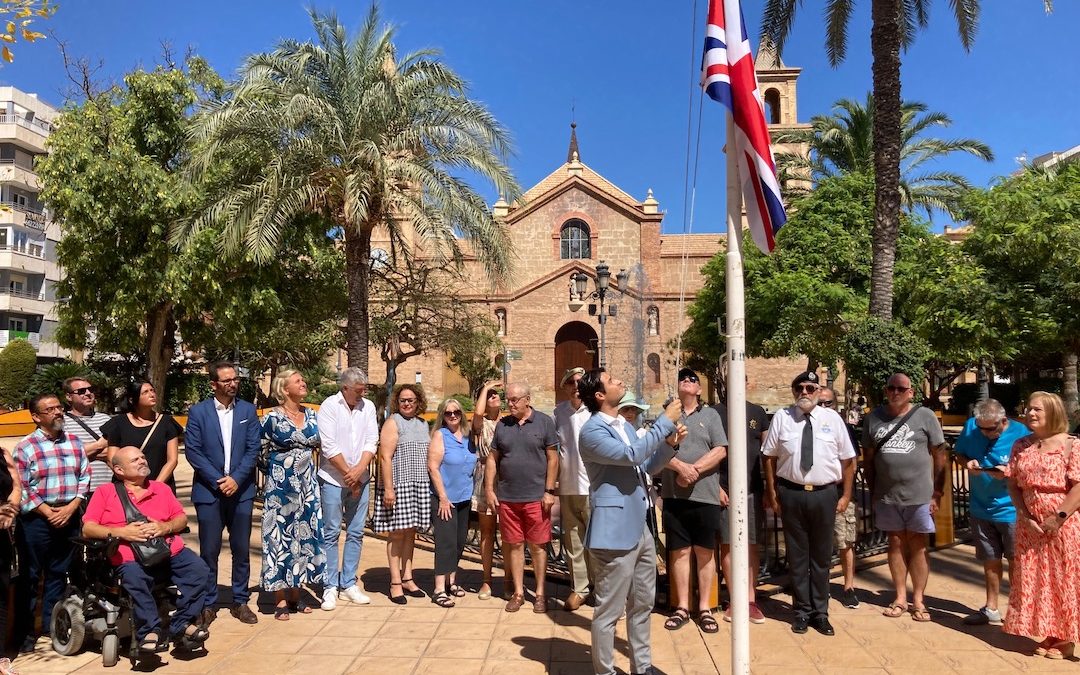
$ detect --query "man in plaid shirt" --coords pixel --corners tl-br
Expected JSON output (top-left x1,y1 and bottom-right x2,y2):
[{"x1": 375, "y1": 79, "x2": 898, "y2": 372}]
[{"x1": 13, "y1": 393, "x2": 91, "y2": 653}]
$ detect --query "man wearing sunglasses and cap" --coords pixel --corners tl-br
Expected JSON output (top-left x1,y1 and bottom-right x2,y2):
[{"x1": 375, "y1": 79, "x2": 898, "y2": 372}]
[
  {"x1": 762, "y1": 370, "x2": 856, "y2": 636},
  {"x1": 553, "y1": 366, "x2": 594, "y2": 611}
]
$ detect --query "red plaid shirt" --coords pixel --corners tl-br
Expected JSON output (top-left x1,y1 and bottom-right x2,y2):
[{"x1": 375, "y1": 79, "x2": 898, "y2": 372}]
[{"x1": 13, "y1": 428, "x2": 91, "y2": 513}]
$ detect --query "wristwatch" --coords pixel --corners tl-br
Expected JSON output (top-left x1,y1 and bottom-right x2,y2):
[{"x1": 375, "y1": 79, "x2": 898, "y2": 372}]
[{"x1": 545, "y1": 488, "x2": 557, "y2": 495}]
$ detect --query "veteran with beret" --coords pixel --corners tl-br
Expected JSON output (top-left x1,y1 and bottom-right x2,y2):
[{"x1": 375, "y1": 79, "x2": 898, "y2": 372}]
[{"x1": 762, "y1": 370, "x2": 856, "y2": 636}]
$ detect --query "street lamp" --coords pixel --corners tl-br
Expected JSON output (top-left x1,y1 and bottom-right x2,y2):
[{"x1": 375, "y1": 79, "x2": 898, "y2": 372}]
[{"x1": 570, "y1": 261, "x2": 629, "y2": 370}]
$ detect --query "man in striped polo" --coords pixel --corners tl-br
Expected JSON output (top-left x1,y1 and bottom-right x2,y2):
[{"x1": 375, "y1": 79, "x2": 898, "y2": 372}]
[{"x1": 61, "y1": 376, "x2": 112, "y2": 495}]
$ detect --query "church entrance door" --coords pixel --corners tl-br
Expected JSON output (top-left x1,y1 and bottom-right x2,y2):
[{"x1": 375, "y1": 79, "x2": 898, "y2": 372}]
[{"x1": 554, "y1": 321, "x2": 599, "y2": 403}]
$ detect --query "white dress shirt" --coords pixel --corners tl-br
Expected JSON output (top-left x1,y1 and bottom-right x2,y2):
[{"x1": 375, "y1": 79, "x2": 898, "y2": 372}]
[
  {"x1": 316, "y1": 391, "x2": 379, "y2": 487},
  {"x1": 554, "y1": 400, "x2": 592, "y2": 495},
  {"x1": 214, "y1": 398, "x2": 234, "y2": 475},
  {"x1": 762, "y1": 405, "x2": 856, "y2": 485}
]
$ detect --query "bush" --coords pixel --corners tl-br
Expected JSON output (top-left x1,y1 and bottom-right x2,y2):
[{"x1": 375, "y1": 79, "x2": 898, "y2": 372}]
[
  {"x1": 446, "y1": 393, "x2": 475, "y2": 412},
  {"x1": 27, "y1": 361, "x2": 102, "y2": 403},
  {"x1": 842, "y1": 316, "x2": 930, "y2": 406},
  {"x1": 0, "y1": 339, "x2": 38, "y2": 409}
]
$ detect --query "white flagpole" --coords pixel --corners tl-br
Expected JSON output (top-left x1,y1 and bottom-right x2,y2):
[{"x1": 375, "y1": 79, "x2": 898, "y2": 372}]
[{"x1": 725, "y1": 112, "x2": 750, "y2": 675}]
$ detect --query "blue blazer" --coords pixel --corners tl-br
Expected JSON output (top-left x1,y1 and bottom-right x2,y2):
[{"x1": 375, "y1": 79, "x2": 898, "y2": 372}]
[
  {"x1": 183, "y1": 398, "x2": 261, "y2": 505},
  {"x1": 578, "y1": 414, "x2": 677, "y2": 551}
]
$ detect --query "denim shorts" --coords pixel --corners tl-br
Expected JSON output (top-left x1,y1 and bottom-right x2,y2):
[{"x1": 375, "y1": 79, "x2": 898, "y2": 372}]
[
  {"x1": 873, "y1": 501, "x2": 936, "y2": 534},
  {"x1": 971, "y1": 516, "x2": 1015, "y2": 561}
]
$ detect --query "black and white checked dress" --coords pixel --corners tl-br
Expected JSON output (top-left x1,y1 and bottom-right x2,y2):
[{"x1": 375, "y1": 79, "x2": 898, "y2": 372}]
[{"x1": 372, "y1": 413, "x2": 432, "y2": 532}]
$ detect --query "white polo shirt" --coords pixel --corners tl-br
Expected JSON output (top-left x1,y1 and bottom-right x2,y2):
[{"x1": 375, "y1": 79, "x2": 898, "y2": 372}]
[{"x1": 316, "y1": 391, "x2": 379, "y2": 488}]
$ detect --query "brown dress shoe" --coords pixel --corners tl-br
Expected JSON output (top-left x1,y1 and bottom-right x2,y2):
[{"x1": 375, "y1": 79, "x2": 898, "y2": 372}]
[
  {"x1": 230, "y1": 604, "x2": 259, "y2": 624},
  {"x1": 200, "y1": 607, "x2": 217, "y2": 627},
  {"x1": 564, "y1": 592, "x2": 586, "y2": 612},
  {"x1": 505, "y1": 594, "x2": 525, "y2": 613},
  {"x1": 533, "y1": 595, "x2": 548, "y2": 613}
]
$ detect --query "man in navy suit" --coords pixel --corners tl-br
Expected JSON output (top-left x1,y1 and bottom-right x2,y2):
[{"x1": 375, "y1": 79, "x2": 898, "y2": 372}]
[
  {"x1": 578, "y1": 369, "x2": 686, "y2": 675},
  {"x1": 184, "y1": 361, "x2": 261, "y2": 625}
]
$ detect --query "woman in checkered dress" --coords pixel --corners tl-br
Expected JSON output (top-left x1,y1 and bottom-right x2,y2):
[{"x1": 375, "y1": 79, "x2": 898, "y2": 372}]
[{"x1": 374, "y1": 384, "x2": 432, "y2": 603}]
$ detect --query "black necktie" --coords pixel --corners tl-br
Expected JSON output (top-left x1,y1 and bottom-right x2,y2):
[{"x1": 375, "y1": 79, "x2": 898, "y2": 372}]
[{"x1": 801, "y1": 413, "x2": 814, "y2": 473}]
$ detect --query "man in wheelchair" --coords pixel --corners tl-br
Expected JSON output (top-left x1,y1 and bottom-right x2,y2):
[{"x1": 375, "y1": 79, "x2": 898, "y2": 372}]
[{"x1": 81, "y1": 446, "x2": 211, "y2": 653}]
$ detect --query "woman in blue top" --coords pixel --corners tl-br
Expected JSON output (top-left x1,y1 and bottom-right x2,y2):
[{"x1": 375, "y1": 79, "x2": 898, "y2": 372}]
[{"x1": 426, "y1": 397, "x2": 477, "y2": 607}]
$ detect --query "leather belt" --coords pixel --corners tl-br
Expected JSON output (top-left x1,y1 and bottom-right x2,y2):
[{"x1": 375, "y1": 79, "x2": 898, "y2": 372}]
[{"x1": 777, "y1": 478, "x2": 836, "y2": 492}]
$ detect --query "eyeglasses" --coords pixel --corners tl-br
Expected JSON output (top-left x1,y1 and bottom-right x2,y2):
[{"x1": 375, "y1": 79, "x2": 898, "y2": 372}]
[
  {"x1": 681, "y1": 375, "x2": 699, "y2": 383},
  {"x1": 976, "y1": 423, "x2": 1000, "y2": 433},
  {"x1": 398, "y1": 397, "x2": 417, "y2": 404},
  {"x1": 819, "y1": 399, "x2": 835, "y2": 407},
  {"x1": 216, "y1": 377, "x2": 240, "y2": 385},
  {"x1": 794, "y1": 384, "x2": 819, "y2": 394},
  {"x1": 38, "y1": 405, "x2": 64, "y2": 414},
  {"x1": 444, "y1": 410, "x2": 462, "y2": 418},
  {"x1": 69, "y1": 386, "x2": 93, "y2": 396},
  {"x1": 507, "y1": 396, "x2": 529, "y2": 404},
  {"x1": 886, "y1": 386, "x2": 911, "y2": 393}
]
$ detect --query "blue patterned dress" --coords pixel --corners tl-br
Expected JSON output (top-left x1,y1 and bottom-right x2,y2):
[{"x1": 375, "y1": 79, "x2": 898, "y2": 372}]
[{"x1": 260, "y1": 407, "x2": 325, "y2": 591}]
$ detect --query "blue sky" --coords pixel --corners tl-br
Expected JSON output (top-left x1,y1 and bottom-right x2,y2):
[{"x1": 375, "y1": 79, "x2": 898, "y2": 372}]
[{"x1": 3, "y1": 1, "x2": 1077, "y2": 234}]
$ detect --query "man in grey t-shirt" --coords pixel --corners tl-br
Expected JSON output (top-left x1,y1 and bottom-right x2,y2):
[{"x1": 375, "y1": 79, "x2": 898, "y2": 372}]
[
  {"x1": 485, "y1": 382, "x2": 559, "y2": 614},
  {"x1": 862, "y1": 372, "x2": 948, "y2": 622},
  {"x1": 660, "y1": 368, "x2": 728, "y2": 632},
  {"x1": 61, "y1": 376, "x2": 111, "y2": 494}
]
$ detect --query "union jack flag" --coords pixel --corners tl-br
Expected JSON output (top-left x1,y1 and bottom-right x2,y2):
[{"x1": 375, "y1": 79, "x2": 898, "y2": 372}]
[{"x1": 702, "y1": 0, "x2": 787, "y2": 254}]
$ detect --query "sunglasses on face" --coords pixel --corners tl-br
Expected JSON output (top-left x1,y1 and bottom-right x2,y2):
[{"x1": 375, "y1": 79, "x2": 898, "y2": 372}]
[
  {"x1": 794, "y1": 384, "x2": 819, "y2": 394},
  {"x1": 976, "y1": 423, "x2": 1000, "y2": 432},
  {"x1": 886, "y1": 386, "x2": 911, "y2": 393},
  {"x1": 444, "y1": 410, "x2": 462, "y2": 418},
  {"x1": 819, "y1": 399, "x2": 835, "y2": 407},
  {"x1": 69, "y1": 386, "x2": 93, "y2": 396},
  {"x1": 681, "y1": 375, "x2": 699, "y2": 383}
]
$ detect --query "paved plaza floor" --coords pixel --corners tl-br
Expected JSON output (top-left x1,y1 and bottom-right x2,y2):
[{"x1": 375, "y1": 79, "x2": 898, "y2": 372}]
[{"x1": 11, "y1": 454, "x2": 1077, "y2": 674}]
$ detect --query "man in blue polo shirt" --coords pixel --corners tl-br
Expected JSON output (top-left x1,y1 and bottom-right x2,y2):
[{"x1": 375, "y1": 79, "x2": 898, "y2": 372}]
[{"x1": 953, "y1": 398, "x2": 1029, "y2": 626}]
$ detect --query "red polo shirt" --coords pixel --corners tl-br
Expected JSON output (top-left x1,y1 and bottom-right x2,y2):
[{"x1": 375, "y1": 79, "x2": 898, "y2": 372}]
[{"x1": 83, "y1": 480, "x2": 186, "y2": 565}]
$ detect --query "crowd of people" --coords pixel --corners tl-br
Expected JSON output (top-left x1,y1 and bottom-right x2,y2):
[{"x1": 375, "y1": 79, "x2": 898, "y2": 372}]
[{"x1": 0, "y1": 360, "x2": 1078, "y2": 675}]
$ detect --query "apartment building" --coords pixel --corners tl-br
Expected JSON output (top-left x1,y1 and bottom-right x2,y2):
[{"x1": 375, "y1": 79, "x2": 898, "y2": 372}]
[{"x1": 0, "y1": 86, "x2": 66, "y2": 360}]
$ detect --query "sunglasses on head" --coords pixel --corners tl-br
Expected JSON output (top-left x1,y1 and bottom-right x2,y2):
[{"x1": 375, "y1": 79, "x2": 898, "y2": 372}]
[
  {"x1": 794, "y1": 384, "x2": 819, "y2": 394},
  {"x1": 69, "y1": 386, "x2": 93, "y2": 396}
]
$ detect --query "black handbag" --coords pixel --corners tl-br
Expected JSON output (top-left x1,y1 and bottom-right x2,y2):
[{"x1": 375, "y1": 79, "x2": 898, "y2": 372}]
[{"x1": 113, "y1": 483, "x2": 172, "y2": 567}]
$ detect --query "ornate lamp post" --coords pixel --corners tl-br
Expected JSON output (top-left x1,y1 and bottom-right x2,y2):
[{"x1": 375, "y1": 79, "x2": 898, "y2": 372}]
[{"x1": 571, "y1": 261, "x2": 629, "y2": 370}]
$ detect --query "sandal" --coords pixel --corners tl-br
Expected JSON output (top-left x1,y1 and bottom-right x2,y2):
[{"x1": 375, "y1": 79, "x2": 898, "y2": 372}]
[
  {"x1": 183, "y1": 624, "x2": 210, "y2": 642},
  {"x1": 402, "y1": 577, "x2": 427, "y2": 598},
  {"x1": 665, "y1": 607, "x2": 691, "y2": 631},
  {"x1": 389, "y1": 582, "x2": 407, "y2": 605},
  {"x1": 910, "y1": 605, "x2": 932, "y2": 622},
  {"x1": 1034, "y1": 637, "x2": 1058, "y2": 656},
  {"x1": 477, "y1": 579, "x2": 493, "y2": 601},
  {"x1": 432, "y1": 591, "x2": 456, "y2": 608},
  {"x1": 138, "y1": 632, "x2": 166, "y2": 654},
  {"x1": 696, "y1": 611, "x2": 719, "y2": 634},
  {"x1": 274, "y1": 604, "x2": 291, "y2": 621},
  {"x1": 288, "y1": 600, "x2": 313, "y2": 614},
  {"x1": 882, "y1": 603, "x2": 908, "y2": 618},
  {"x1": 1045, "y1": 642, "x2": 1075, "y2": 660},
  {"x1": 449, "y1": 584, "x2": 467, "y2": 597}
]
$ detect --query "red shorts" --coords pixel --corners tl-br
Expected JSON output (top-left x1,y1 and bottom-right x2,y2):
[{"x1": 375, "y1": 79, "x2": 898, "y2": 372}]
[{"x1": 498, "y1": 501, "x2": 551, "y2": 545}]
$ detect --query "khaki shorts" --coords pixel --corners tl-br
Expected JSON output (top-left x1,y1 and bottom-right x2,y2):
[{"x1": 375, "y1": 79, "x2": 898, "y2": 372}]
[{"x1": 834, "y1": 499, "x2": 858, "y2": 549}]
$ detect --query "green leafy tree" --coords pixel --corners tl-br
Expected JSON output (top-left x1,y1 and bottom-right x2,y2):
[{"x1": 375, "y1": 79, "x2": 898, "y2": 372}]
[
  {"x1": 0, "y1": 338, "x2": 36, "y2": 408},
  {"x1": 26, "y1": 361, "x2": 101, "y2": 401},
  {"x1": 842, "y1": 316, "x2": 930, "y2": 404},
  {"x1": 962, "y1": 161, "x2": 1080, "y2": 418},
  {"x1": 447, "y1": 322, "x2": 504, "y2": 398},
  {"x1": 762, "y1": 0, "x2": 985, "y2": 320},
  {"x1": 775, "y1": 94, "x2": 992, "y2": 219},
  {"x1": 180, "y1": 6, "x2": 520, "y2": 372}
]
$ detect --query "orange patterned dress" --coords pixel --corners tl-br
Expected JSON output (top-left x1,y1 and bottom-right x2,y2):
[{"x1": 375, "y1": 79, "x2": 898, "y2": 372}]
[{"x1": 1003, "y1": 436, "x2": 1080, "y2": 641}]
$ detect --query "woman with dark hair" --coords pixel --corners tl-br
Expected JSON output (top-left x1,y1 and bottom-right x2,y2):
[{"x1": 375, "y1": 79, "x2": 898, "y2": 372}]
[
  {"x1": 470, "y1": 380, "x2": 503, "y2": 600},
  {"x1": 101, "y1": 379, "x2": 183, "y2": 492},
  {"x1": 0, "y1": 444, "x2": 21, "y2": 668},
  {"x1": 426, "y1": 397, "x2": 476, "y2": 607},
  {"x1": 373, "y1": 384, "x2": 431, "y2": 604}
]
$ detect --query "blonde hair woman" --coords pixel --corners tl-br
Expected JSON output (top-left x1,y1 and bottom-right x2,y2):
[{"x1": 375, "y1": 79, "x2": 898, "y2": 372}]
[
  {"x1": 1004, "y1": 392, "x2": 1080, "y2": 658},
  {"x1": 426, "y1": 397, "x2": 477, "y2": 607},
  {"x1": 260, "y1": 368, "x2": 325, "y2": 620}
]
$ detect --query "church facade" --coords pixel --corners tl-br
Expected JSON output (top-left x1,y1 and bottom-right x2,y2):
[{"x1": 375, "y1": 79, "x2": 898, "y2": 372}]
[{"x1": 363, "y1": 49, "x2": 815, "y2": 412}]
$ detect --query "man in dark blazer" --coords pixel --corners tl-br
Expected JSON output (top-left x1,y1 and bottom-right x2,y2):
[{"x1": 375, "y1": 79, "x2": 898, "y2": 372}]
[
  {"x1": 577, "y1": 369, "x2": 686, "y2": 675},
  {"x1": 184, "y1": 361, "x2": 261, "y2": 625}
]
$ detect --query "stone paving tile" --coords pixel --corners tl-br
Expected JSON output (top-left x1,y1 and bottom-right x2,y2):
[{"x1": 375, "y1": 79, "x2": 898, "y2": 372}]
[
  {"x1": 422, "y1": 637, "x2": 492, "y2": 659},
  {"x1": 343, "y1": 656, "x2": 419, "y2": 674},
  {"x1": 317, "y1": 618, "x2": 386, "y2": 637},
  {"x1": 414, "y1": 657, "x2": 487, "y2": 675}
]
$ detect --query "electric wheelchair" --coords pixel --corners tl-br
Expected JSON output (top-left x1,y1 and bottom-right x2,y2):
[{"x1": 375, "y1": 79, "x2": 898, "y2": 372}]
[{"x1": 49, "y1": 536, "x2": 206, "y2": 667}]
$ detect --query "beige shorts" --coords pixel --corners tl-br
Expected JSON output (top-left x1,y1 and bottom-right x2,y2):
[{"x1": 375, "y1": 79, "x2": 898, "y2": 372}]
[{"x1": 834, "y1": 499, "x2": 858, "y2": 549}]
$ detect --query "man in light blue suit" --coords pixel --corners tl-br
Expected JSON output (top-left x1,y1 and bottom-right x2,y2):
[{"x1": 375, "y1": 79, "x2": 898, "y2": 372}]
[
  {"x1": 183, "y1": 361, "x2": 261, "y2": 626},
  {"x1": 578, "y1": 369, "x2": 686, "y2": 675}
]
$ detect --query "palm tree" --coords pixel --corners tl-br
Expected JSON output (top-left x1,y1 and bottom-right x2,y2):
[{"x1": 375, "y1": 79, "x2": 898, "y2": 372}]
[
  {"x1": 177, "y1": 6, "x2": 520, "y2": 371},
  {"x1": 761, "y1": 0, "x2": 982, "y2": 319},
  {"x1": 776, "y1": 93, "x2": 993, "y2": 219}
]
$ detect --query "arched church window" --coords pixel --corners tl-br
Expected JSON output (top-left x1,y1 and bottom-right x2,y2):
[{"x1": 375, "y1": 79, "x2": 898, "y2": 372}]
[
  {"x1": 560, "y1": 219, "x2": 591, "y2": 260},
  {"x1": 647, "y1": 306, "x2": 660, "y2": 336},
  {"x1": 764, "y1": 88, "x2": 781, "y2": 125},
  {"x1": 647, "y1": 353, "x2": 661, "y2": 385}
]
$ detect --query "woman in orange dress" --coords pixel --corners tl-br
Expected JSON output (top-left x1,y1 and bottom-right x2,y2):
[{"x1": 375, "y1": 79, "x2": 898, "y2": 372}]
[{"x1": 1004, "y1": 392, "x2": 1080, "y2": 659}]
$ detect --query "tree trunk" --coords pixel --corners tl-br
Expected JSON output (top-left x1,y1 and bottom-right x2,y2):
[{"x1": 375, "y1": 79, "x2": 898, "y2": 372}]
[
  {"x1": 343, "y1": 225, "x2": 373, "y2": 373},
  {"x1": 1063, "y1": 350, "x2": 1078, "y2": 424},
  {"x1": 868, "y1": 0, "x2": 904, "y2": 320},
  {"x1": 976, "y1": 358, "x2": 990, "y2": 404},
  {"x1": 145, "y1": 302, "x2": 176, "y2": 410}
]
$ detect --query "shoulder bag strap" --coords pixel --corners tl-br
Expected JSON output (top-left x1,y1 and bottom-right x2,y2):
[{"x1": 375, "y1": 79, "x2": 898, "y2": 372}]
[
  {"x1": 113, "y1": 482, "x2": 149, "y2": 524},
  {"x1": 137, "y1": 414, "x2": 164, "y2": 453},
  {"x1": 873, "y1": 405, "x2": 922, "y2": 452},
  {"x1": 65, "y1": 412, "x2": 101, "y2": 441}
]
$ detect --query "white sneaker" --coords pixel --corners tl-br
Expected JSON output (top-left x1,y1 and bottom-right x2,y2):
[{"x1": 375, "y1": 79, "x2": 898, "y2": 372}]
[
  {"x1": 341, "y1": 585, "x2": 371, "y2": 605},
  {"x1": 321, "y1": 588, "x2": 338, "y2": 611}
]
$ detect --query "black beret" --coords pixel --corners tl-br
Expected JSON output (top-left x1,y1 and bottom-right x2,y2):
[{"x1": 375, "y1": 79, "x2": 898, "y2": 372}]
[{"x1": 791, "y1": 371, "x2": 820, "y2": 388}]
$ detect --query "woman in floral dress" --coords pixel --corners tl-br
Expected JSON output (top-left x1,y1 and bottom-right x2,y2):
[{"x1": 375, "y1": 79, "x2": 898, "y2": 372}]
[
  {"x1": 1005, "y1": 391, "x2": 1080, "y2": 659},
  {"x1": 260, "y1": 369, "x2": 325, "y2": 620}
]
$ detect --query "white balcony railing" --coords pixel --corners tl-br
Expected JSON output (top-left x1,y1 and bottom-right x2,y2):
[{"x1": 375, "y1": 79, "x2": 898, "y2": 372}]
[
  {"x1": 0, "y1": 114, "x2": 51, "y2": 135},
  {"x1": 0, "y1": 157, "x2": 36, "y2": 171},
  {"x1": 0, "y1": 244, "x2": 46, "y2": 259}
]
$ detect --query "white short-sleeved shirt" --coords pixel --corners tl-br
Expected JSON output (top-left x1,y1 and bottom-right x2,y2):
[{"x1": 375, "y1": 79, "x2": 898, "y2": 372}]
[
  {"x1": 762, "y1": 405, "x2": 856, "y2": 485},
  {"x1": 553, "y1": 400, "x2": 591, "y2": 495}
]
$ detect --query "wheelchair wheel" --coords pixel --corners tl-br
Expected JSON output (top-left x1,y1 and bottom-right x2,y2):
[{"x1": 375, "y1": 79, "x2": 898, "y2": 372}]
[
  {"x1": 51, "y1": 597, "x2": 87, "y2": 656},
  {"x1": 101, "y1": 633, "x2": 119, "y2": 667}
]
